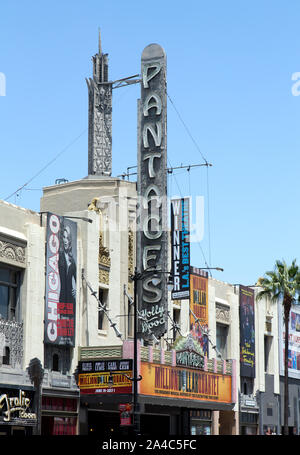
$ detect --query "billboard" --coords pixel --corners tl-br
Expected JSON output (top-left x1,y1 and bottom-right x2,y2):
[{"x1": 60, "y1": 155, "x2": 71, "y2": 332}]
[
  {"x1": 45, "y1": 213, "x2": 77, "y2": 346},
  {"x1": 239, "y1": 285, "x2": 255, "y2": 377},
  {"x1": 140, "y1": 362, "x2": 232, "y2": 403},
  {"x1": 279, "y1": 303, "x2": 300, "y2": 379},
  {"x1": 189, "y1": 267, "x2": 209, "y2": 357},
  {"x1": 136, "y1": 43, "x2": 168, "y2": 341},
  {"x1": 78, "y1": 359, "x2": 133, "y2": 394},
  {"x1": 171, "y1": 198, "x2": 190, "y2": 300}
]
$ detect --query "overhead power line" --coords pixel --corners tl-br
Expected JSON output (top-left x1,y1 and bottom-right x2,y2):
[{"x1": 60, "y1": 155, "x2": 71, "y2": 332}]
[
  {"x1": 3, "y1": 128, "x2": 87, "y2": 202},
  {"x1": 167, "y1": 92, "x2": 209, "y2": 166}
]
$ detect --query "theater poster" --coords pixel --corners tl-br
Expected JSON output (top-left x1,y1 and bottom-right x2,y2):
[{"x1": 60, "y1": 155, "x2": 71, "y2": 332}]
[
  {"x1": 278, "y1": 303, "x2": 300, "y2": 379},
  {"x1": 45, "y1": 213, "x2": 77, "y2": 346},
  {"x1": 171, "y1": 197, "x2": 190, "y2": 300},
  {"x1": 189, "y1": 267, "x2": 209, "y2": 357},
  {"x1": 239, "y1": 285, "x2": 255, "y2": 377}
]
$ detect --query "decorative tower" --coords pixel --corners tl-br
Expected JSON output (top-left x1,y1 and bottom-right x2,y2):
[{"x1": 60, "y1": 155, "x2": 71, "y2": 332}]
[{"x1": 86, "y1": 31, "x2": 112, "y2": 176}]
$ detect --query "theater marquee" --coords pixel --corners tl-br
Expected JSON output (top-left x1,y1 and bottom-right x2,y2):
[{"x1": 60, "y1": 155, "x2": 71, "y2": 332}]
[
  {"x1": 136, "y1": 43, "x2": 168, "y2": 341},
  {"x1": 140, "y1": 362, "x2": 232, "y2": 404}
]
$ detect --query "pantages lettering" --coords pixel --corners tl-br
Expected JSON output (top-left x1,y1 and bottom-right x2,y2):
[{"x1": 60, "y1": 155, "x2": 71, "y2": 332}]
[
  {"x1": 0, "y1": 390, "x2": 36, "y2": 422},
  {"x1": 137, "y1": 44, "x2": 168, "y2": 340},
  {"x1": 176, "y1": 350, "x2": 204, "y2": 369}
]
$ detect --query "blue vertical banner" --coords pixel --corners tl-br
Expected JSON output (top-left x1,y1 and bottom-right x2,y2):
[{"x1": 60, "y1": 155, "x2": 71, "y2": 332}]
[
  {"x1": 239, "y1": 285, "x2": 255, "y2": 377},
  {"x1": 171, "y1": 197, "x2": 190, "y2": 300}
]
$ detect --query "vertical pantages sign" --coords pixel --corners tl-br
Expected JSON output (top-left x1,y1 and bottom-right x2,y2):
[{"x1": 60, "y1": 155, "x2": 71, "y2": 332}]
[
  {"x1": 171, "y1": 198, "x2": 190, "y2": 300},
  {"x1": 137, "y1": 44, "x2": 168, "y2": 340},
  {"x1": 45, "y1": 213, "x2": 77, "y2": 346},
  {"x1": 239, "y1": 285, "x2": 255, "y2": 377},
  {"x1": 189, "y1": 267, "x2": 209, "y2": 357}
]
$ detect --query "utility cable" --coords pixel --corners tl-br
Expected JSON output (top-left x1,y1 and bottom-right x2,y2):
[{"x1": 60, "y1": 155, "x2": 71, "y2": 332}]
[
  {"x1": 167, "y1": 92, "x2": 209, "y2": 166},
  {"x1": 82, "y1": 271, "x2": 123, "y2": 340},
  {"x1": 189, "y1": 307, "x2": 223, "y2": 360},
  {"x1": 3, "y1": 128, "x2": 87, "y2": 202}
]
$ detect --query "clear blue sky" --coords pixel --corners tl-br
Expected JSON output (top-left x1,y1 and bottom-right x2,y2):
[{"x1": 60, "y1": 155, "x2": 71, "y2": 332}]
[{"x1": 1, "y1": 0, "x2": 300, "y2": 286}]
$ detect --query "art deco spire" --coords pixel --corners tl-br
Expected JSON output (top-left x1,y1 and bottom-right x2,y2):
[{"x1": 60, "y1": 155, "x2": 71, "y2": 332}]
[{"x1": 86, "y1": 31, "x2": 112, "y2": 176}]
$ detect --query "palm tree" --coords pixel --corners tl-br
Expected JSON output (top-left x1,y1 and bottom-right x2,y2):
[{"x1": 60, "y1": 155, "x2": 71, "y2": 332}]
[{"x1": 256, "y1": 259, "x2": 300, "y2": 435}]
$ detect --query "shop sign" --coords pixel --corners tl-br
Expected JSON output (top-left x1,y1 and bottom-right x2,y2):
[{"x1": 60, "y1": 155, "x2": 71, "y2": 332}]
[
  {"x1": 51, "y1": 377, "x2": 71, "y2": 388},
  {"x1": 119, "y1": 403, "x2": 132, "y2": 426},
  {"x1": 174, "y1": 334, "x2": 204, "y2": 370},
  {"x1": 140, "y1": 362, "x2": 232, "y2": 404},
  {"x1": 0, "y1": 389, "x2": 36, "y2": 422},
  {"x1": 78, "y1": 359, "x2": 133, "y2": 394}
]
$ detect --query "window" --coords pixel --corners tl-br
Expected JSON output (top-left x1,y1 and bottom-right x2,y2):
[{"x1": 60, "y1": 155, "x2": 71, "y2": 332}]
[
  {"x1": 216, "y1": 323, "x2": 228, "y2": 359},
  {"x1": 98, "y1": 288, "x2": 108, "y2": 330},
  {"x1": 173, "y1": 309, "x2": 180, "y2": 341},
  {"x1": 52, "y1": 353, "x2": 60, "y2": 371},
  {"x1": 2, "y1": 346, "x2": 10, "y2": 365},
  {"x1": 241, "y1": 377, "x2": 254, "y2": 395},
  {"x1": 0, "y1": 267, "x2": 20, "y2": 321},
  {"x1": 264, "y1": 335, "x2": 273, "y2": 373}
]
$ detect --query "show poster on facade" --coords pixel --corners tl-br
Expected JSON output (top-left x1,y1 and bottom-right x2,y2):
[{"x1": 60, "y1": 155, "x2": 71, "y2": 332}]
[
  {"x1": 136, "y1": 43, "x2": 168, "y2": 341},
  {"x1": 45, "y1": 213, "x2": 77, "y2": 346},
  {"x1": 140, "y1": 362, "x2": 232, "y2": 404},
  {"x1": 171, "y1": 198, "x2": 190, "y2": 300},
  {"x1": 239, "y1": 285, "x2": 255, "y2": 377},
  {"x1": 189, "y1": 267, "x2": 209, "y2": 357},
  {"x1": 78, "y1": 359, "x2": 133, "y2": 395},
  {"x1": 278, "y1": 303, "x2": 300, "y2": 379}
]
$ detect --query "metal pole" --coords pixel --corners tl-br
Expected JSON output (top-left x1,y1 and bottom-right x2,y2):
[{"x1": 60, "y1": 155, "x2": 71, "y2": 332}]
[{"x1": 133, "y1": 268, "x2": 140, "y2": 435}]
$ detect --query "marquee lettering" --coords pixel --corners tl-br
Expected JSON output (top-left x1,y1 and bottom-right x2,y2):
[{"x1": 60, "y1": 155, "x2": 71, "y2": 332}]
[
  {"x1": 137, "y1": 44, "x2": 167, "y2": 340},
  {"x1": 0, "y1": 390, "x2": 36, "y2": 422}
]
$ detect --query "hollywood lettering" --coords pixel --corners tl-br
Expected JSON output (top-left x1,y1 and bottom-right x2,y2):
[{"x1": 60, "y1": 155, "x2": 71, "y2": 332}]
[
  {"x1": 154, "y1": 365, "x2": 220, "y2": 397},
  {"x1": 0, "y1": 390, "x2": 36, "y2": 422}
]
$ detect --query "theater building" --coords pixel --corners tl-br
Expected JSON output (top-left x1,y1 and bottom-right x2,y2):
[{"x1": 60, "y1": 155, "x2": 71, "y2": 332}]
[
  {"x1": 77, "y1": 340, "x2": 237, "y2": 436},
  {"x1": 0, "y1": 36, "x2": 283, "y2": 437},
  {"x1": 0, "y1": 200, "x2": 80, "y2": 435}
]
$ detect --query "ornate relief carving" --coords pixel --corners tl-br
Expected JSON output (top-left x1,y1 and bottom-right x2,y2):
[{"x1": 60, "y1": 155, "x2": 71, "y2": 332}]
[
  {"x1": 0, "y1": 240, "x2": 25, "y2": 266},
  {"x1": 99, "y1": 234, "x2": 111, "y2": 268},
  {"x1": 86, "y1": 37, "x2": 112, "y2": 176},
  {"x1": 88, "y1": 197, "x2": 111, "y2": 285},
  {"x1": 216, "y1": 303, "x2": 230, "y2": 324},
  {"x1": 99, "y1": 267, "x2": 109, "y2": 286},
  {"x1": 0, "y1": 319, "x2": 23, "y2": 368}
]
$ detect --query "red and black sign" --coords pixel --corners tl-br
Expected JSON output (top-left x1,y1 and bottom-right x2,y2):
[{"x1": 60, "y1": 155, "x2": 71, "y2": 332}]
[
  {"x1": 45, "y1": 213, "x2": 77, "y2": 346},
  {"x1": 78, "y1": 359, "x2": 133, "y2": 395}
]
